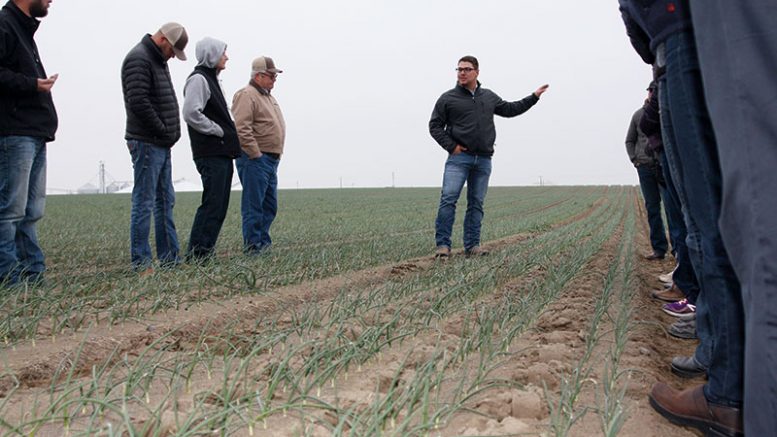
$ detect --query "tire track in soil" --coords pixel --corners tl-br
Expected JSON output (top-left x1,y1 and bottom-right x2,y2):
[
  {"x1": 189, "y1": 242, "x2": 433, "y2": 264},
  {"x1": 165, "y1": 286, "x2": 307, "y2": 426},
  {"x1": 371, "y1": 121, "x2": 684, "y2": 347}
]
[{"x1": 0, "y1": 193, "x2": 612, "y2": 396}]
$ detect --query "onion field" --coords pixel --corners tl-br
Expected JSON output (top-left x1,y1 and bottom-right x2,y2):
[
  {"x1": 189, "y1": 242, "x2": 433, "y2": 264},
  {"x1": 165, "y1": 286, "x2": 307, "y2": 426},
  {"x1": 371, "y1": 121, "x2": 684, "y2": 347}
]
[{"x1": 0, "y1": 187, "x2": 695, "y2": 436}]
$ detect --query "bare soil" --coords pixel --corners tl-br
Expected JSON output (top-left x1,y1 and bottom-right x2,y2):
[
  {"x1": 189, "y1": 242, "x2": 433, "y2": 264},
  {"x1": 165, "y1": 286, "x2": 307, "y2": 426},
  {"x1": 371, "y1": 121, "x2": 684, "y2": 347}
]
[{"x1": 0, "y1": 189, "x2": 701, "y2": 436}]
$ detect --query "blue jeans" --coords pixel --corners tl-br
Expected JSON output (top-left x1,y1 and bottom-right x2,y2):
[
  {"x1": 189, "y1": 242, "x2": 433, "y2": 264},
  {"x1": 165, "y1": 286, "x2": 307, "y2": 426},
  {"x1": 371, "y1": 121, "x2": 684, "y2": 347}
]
[
  {"x1": 435, "y1": 153, "x2": 492, "y2": 250},
  {"x1": 636, "y1": 164, "x2": 668, "y2": 256},
  {"x1": 658, "y1": 151, "x2": 700, "y2": 305},
  {"x1": 690, "y1": 1, "x2": 777, "y2": 432},
  {"x1": 128, "y1": 140, "x2": 180, "y2": 269},
  {"x1": 187, "y1": 157, "x2": 234, "y2": 260},
  {"x1": 236, "y1": 153, "x2": 279, "y2": 253},
  {"x1": 0, "y1": 136, "x2": 46, "y2": 285},
  {"x1": 660, "y1": 31, "x2": 744, "y2": 408}
]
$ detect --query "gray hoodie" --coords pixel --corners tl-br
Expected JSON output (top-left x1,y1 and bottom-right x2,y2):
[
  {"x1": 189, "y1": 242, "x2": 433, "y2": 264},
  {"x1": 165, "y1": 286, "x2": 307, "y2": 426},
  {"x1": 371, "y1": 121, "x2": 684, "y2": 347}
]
[{"x1": 182, "y1": 37, "x2": 228, "y2": 137}]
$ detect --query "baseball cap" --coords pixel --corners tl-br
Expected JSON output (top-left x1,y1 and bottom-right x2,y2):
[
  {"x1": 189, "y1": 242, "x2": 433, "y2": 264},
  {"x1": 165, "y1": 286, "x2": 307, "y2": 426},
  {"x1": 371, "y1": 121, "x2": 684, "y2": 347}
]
[
  {"x1": 159, "y1": 22, "x2": 189, "y2": 61},
  {"x1": 252, "y1": 56, "x2": 283, "y2": 74}
]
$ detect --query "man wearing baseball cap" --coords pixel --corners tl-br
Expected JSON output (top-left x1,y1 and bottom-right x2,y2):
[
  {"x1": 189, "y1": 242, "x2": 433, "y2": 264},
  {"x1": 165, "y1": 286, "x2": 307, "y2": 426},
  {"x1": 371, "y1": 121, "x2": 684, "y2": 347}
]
[
  {"x1": 231, "y1": 56, "x2": 286, "y2": 255},
  {"x1": 120, "y1": 22, "x2": 188, "y2": 274}
]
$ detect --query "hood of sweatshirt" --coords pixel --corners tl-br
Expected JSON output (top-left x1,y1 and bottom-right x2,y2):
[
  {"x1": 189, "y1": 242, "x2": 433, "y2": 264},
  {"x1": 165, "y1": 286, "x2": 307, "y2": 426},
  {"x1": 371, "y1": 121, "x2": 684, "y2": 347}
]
[{"x1": 195, "y1": 37, "x2": 227, "y2": 69}]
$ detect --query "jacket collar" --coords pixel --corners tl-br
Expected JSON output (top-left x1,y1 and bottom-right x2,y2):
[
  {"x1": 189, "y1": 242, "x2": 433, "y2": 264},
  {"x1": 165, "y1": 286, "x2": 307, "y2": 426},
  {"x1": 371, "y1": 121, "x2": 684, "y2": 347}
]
[
  {"x1": 456, "y1": 81, "x2": 481, "y2": 95},
  {"x1": 249, "y1": 80, "x2": 270, "y2": 96},
  {"x1": 3, "y1": 0, "x2": 41, "y2": 36},
  {"x1": 141, "y1": 34, "x2": 168, "y2": 64}
]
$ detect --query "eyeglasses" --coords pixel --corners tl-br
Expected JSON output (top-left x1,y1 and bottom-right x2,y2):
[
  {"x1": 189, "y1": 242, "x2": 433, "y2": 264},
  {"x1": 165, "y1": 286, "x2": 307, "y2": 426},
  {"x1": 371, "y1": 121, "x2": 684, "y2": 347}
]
[
  {"x1": 260, "y1": 72, "x2": 278, "y2": 80},
  {"x1": 455, "y1": 67, "x2": 476, "y2": 73}
]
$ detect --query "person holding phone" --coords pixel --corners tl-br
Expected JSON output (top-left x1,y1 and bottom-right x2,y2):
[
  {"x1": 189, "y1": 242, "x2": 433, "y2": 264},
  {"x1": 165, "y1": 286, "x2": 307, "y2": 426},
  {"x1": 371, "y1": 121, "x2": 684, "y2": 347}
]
[{"x1": 0, "y1": 0, "x2": 57, "y2": 287}]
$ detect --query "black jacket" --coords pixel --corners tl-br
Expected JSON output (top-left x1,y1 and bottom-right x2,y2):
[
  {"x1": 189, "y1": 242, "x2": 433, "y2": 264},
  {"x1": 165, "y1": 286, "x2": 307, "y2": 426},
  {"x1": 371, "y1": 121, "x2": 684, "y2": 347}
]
[
  {"x1": 429, "y1": 83, "x2": 538, "y2": 156},
  {"x1": 186, "y1": 66, "x2": 240, "y2": 159},
  {"x1": 0, "y1": 1, "x2": 57, "y2": 141},
  {"x1": 618, "y1": 0, "x2": 692, "y2": 64},
  {"x1": 640, "y1": 90, "x2": 663, "y2": 154},
  {"x1": 121, "y1": 35, "x2": 181, "y2": 147}
]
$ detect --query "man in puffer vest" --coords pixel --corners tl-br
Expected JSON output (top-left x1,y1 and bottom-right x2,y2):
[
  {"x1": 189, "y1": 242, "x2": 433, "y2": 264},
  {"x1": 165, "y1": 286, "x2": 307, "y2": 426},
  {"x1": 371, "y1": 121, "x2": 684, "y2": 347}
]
[
  {"x1": 121, "y1": 22, "x2": 188, "y2": 274},
  {"x1": 182, "y1": 37, "x2": 240, "y2": 263}
]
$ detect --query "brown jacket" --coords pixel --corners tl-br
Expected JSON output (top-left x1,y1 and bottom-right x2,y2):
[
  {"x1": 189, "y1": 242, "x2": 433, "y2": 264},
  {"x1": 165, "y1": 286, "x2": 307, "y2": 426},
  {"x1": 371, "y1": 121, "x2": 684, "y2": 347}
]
[{"x1": 231, "y1": 82, "x2": 286, "y2": 158}]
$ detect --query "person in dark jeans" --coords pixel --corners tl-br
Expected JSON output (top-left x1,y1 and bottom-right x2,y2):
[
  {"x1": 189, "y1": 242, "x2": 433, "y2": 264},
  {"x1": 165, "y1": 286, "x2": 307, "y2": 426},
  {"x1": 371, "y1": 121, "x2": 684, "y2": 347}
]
[
  {"x1": 121, "y1": 22, "x2": 189, "y2": 273},
  {"x1": 182, "y1": 37, "x2": 240, "y2": 262},
  {"x1": 625, "y1": 103, "x2": 668, "y2": 260},
  {"x1": 231, "y1": 56, "x2": 286, "y2": 255},
  {"x1": 689, "y1": 1, "x2": 777, "y2": 434},
  {"x1": 0, "y1": 0, "x2": 57, "y2": 287},
  {"x1": 641, "y1": 86, "x2": 708, "y2": 370},
  {"x1": 620, "y1": 2, "x2": 745, "y2": 435},
  {"x1": 429, "y1": 55, "x2": 548, "y2": 257},
  {"x1": 653, "y1": 30, "x2": 745, "y2": 436}
]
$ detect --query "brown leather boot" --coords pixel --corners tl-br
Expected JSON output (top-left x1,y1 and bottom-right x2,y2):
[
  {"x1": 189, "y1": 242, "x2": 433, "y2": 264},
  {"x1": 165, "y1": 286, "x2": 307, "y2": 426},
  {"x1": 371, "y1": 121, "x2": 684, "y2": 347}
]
[
  {"x1": 649, "y1": 383, "x2": 743, "y2": 436},
  {"x1": 651, "y1": 284, "x2": 684, "y2": 302}
]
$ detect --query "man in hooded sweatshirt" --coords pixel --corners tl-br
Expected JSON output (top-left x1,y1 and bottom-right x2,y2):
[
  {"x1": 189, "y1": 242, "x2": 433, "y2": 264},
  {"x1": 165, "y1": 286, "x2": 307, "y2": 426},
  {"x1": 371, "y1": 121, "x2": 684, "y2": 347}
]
[{"x1": 182, "y1": 37, "x2": 240, "y2": 262}]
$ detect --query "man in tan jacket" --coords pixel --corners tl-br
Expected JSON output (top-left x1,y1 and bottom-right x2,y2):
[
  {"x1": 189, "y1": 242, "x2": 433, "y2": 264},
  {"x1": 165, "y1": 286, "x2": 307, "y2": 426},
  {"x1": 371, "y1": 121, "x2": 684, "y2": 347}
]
[{"x1": 231, "y1": 56, "x2": 286, "y2": 255}]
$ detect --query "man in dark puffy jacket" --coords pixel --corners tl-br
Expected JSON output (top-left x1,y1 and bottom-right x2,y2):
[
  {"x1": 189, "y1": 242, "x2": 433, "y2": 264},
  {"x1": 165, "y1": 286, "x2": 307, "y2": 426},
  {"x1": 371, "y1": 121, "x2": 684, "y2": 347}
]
[
  {"x1": 182, "y1": 37, "x2": 240, "y2": 262},
  {"x1": 429, "y1": 55, "x2": 547, "y2": 258},
  {"x1": 619, "y1": 2, "x2": 745, "y2": 436},
  {"x1": 0, "y1": 0, "x2": 57, "y2": 287},
  {"x1": 121, "y1": 22, "x2": 188, "y2": 273}
]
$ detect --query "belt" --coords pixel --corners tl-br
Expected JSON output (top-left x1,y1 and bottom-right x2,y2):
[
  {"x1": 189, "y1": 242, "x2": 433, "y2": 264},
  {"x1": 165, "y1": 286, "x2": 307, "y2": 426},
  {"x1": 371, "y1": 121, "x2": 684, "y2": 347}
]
[{"x1": 263, "y1": 152, "x2": 281, "y2": 160}]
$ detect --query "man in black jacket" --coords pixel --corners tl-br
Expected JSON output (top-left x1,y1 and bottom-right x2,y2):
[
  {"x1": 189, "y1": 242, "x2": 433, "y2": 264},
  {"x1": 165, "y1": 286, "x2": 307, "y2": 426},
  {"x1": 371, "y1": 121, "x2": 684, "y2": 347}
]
[
  {"x1": 429, "y1": 55, "x2": 547, "y2": 257},
  {"x1": 0, "y1": 0, "x2": 57, "y2": 287},
  {"x1": 182, "y1": 37, "x2": 240, "y2": 262},
  {"x1": 121, "y1": 22, "x2": 188, "y2": 273}
]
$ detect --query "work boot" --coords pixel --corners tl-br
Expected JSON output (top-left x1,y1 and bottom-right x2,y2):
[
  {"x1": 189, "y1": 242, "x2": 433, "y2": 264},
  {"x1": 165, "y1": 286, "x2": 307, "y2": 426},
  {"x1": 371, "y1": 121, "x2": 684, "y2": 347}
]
[
  {"x1": 435, "y1": 246, "x2": 451, "y2": 258},
  {"x1": 138, "y1": 266, "x2": 155, "y2": 278},
  {"x1": 649, "y1": 383, "x2": 742, "y2": 437},
  {"x1": 645, "y1": 251, "x2": 666, "y2": 260},
  {"x1": 464, "y1": 246, "x2": 489, "y2": 257},
  {"x1": 651, "y1": 284, "x2": 684, "y2": 302}
]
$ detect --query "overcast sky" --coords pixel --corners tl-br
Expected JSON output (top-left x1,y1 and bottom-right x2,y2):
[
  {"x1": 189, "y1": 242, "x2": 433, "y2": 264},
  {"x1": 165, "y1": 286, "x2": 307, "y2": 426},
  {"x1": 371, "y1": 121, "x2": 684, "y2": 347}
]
[{"x1": 34, "y1": 0, "x2": 651, "y2": 192}]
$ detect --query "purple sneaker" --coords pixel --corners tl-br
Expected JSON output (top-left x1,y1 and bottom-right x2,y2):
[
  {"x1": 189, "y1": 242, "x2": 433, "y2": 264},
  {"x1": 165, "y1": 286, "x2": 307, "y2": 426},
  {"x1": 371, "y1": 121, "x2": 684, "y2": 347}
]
[{"x1": 662, "y1": 299, "x2": 696, "y2": 317}]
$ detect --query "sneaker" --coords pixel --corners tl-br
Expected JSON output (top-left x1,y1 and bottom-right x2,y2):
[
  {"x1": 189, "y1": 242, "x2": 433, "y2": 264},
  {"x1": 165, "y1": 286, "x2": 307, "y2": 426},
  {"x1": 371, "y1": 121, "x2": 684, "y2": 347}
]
[
  {"x1": 658, "y1": 271, "x2": 674, "y2": 286},
  {"x1": 663, "y1": 299, "x2": 696, "y2": 317},
  {"x1": 668, "y1": 318, "x2": 697, "y2": 340},
  {"x1": 651, "y1": 284, "x2": 684, "y2": 302},
  {"x1": 670, "y1": 356, "x2": 707, "y2": 379},
  {"x1": 464, "y1": 246, "x2": 489, "y2": 257},
  {"x1": 435, "y1": 246, "x2": 451, "y2": 258}
]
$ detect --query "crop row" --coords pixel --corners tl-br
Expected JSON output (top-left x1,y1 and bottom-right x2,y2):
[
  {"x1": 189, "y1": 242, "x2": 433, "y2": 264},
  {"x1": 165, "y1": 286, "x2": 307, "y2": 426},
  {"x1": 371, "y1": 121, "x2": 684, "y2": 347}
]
[{"x1": 0, "y1": 187, "x2": 635, "y2": 436}]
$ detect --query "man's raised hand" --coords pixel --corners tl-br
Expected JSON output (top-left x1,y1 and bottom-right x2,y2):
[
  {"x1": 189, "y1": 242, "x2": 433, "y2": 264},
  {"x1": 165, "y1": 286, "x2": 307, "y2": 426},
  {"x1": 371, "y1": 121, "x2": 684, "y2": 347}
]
[{"x1": 534, "y1": 84, "x2": 549, "y2": 98}]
